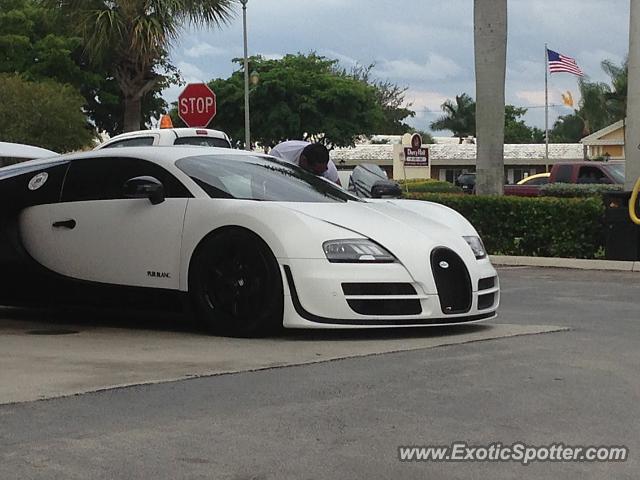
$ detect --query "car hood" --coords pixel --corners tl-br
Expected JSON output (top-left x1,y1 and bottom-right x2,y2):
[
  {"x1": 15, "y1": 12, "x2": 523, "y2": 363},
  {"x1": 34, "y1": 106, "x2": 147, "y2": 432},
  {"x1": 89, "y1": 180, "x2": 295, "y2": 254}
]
[{"x1": 275, "y1": 200, "x2": 479, "y2": 268}]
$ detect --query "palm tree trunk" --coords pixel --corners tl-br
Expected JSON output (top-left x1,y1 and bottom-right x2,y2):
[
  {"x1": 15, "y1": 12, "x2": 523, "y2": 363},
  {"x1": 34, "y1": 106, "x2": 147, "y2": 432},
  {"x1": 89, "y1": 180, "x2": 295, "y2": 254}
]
[
  {"x1": 474, "y1": 0, "x2": 507, "y2": 195},
  {"x1": 123, "y1": 95, "x2": 142, "y2": 132},
  {"x1": 626, "y1": 0, "x2": 640, "y2": 190}
]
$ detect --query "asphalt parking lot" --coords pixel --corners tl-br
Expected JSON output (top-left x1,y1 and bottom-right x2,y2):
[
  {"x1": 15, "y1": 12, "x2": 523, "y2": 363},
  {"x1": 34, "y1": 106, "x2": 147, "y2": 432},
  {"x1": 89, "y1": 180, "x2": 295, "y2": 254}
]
[{"x1": 0, "y1": 266, "x2": 639, "y2": 479}]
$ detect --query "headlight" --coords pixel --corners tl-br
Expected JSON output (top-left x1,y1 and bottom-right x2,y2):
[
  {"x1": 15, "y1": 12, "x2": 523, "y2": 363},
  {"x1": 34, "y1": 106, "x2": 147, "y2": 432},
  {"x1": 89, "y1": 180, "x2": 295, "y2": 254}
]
[
  {"x1": 463, "y1": 236, "x2": 487, "y2": 259},
  {"x1": 323, "y1": 239, "x2": 396, "y2": 263}
]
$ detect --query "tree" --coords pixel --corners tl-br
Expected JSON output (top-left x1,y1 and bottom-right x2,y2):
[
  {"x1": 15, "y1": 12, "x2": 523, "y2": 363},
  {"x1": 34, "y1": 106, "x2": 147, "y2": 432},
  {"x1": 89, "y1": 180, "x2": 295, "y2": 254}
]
[
  {"x1": 601, "y1": 58, "x2": 627, "y2": 120},
  {"x1": 47, "y1": 0, "x2": 235, "y2": 132},
  {"x1": 504, "y1": 105, "x2": 543, "y2": 143},
  {"x1": 429, "y1": 94, "x2": 476, "y2": 143},
  {"x1": 0, "y1": 0, "x2": 168, "y2": 136},
  {"x1": 549, "y1": 114, "x2": 585, "y2": 143},
  {"x1": 474, "y1": 0, "x2": 507, "y2": 195},
  {"x1": 0, "y1": 74, "x2": 95, "y2": 151},
  {"x1": 576, "y1": 78, "x2": 611, "y2": 136},
  {"x1": 179, "y1": 53, "x2": 401, "y2": 148},
  {"x1": 340, "y1": 64, "x2": 415, "y2": 134}
]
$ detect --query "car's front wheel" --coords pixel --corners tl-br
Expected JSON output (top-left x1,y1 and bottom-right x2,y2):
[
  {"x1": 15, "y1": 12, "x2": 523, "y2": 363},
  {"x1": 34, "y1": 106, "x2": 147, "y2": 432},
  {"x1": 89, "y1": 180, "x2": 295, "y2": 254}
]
[{"x1": 189, "y1": 228, "x2": 283, "y2": 337}]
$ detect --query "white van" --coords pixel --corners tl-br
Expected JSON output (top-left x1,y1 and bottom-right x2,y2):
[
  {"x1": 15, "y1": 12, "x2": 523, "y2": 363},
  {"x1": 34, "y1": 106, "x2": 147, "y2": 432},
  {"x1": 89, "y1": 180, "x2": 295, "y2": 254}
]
[{"x1": 95, "y1": 127, "x2": 232, "y2": 150}]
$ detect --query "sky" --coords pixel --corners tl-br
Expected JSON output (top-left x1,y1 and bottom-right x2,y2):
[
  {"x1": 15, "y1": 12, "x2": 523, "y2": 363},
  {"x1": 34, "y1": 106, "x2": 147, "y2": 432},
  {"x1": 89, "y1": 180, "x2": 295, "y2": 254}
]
[{"x1": 165, "y1": 0, "x2": 630, "y2": 135}]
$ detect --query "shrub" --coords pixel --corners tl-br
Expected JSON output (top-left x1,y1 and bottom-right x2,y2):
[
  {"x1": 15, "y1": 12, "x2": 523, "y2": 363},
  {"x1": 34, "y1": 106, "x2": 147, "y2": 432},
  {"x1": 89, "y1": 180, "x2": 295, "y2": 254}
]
[
  {"x1": 404, "y1": 193, "x2": 605, "y2": 258},
  {"x1": 398, "y1": 178, "x2": 462, "y2": 194},
  {"x1": 0, "y1": 74, "x2": 95, "y2": 152},
  {"x1": 540, "y1": 183, "x2": 623, "y2": 198}
]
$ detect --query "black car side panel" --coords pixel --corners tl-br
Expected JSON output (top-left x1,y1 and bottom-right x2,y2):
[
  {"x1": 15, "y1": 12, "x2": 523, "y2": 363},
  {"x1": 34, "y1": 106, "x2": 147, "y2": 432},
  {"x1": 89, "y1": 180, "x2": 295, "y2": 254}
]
[{"x1": 0, "y1": 161, "x2": 185, "y2": 311}]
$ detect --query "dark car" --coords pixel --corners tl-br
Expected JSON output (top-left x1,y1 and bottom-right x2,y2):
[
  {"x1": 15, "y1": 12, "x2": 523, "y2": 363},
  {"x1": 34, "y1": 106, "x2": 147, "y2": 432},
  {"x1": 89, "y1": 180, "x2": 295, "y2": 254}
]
[
  {"x1": 348, "y1": 164, "x2": 402, "y2": 198},
  {"x1": 456, "y1": 172, "x2": 476, "y2": 194}
]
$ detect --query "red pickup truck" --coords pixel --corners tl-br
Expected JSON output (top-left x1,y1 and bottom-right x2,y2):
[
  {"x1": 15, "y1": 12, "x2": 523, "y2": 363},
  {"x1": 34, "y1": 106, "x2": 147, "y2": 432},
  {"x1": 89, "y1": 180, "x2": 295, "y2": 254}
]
[{"x1": 504, "y1": 162, "x2": 625, "y2": 196}]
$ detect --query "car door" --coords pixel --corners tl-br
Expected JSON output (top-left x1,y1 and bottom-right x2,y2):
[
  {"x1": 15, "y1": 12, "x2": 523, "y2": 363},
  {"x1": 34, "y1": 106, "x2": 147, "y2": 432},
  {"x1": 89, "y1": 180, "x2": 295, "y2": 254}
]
[{"x1": 19, "y1": 156, "x2": 191, "y2": 289}]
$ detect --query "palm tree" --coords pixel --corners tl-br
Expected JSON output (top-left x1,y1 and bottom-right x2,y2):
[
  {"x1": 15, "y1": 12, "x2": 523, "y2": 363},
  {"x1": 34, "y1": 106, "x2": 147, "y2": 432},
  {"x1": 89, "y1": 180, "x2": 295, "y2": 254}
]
[
  {"x1": 601, "y1": 58, "x2": 628, "y2": 120},
  {"x1": 576, "y1": 79, "x2": 611, "y2": 136},
  {"x1": 430, "y1": 93, "x2": 476, "y2": 143},
  {"x1": 473, "y1": 0, "x2": 507, "y2": 195},
  {"x1": 47, "y1": 0, "x2": 236, "y2": 132}
]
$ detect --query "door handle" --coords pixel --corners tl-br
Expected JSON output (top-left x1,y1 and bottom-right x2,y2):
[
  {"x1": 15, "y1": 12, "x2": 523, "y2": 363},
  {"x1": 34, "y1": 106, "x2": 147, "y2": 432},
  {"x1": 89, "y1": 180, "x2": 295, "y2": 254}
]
[{"x1": 52, "y1": 219, "x2": 76, "y2": 229}]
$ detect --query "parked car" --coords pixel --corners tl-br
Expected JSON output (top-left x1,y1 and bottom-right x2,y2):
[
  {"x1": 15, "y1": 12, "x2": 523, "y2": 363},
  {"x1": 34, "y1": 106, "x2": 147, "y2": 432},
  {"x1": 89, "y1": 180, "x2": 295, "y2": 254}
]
[
  {"x1": 0, "y1": 142, "x2": 57, "y2": 168},
  {"x1": 504, "y1": 162, "x2": 624, "y2": 196},
  {"x1": 517, "y1": 172, "x2": 550, "y2": 186},
  {"x1": 95, "y1": 127, "x2": 232, "y2": 150},
  {"x1": 456, "y1": 172, "x2": 476, "y2": 194},
  {"x1": 0, "y1": 147, "x2": 499, "y2": 336},
  {"x1": 348, "y1": 164, "x2": 402, "y2": 198}
]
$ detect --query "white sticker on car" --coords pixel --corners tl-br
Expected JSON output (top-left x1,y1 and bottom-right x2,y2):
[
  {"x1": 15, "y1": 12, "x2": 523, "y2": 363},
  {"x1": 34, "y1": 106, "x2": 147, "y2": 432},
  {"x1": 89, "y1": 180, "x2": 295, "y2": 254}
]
[{"x1": 28, "y1": 172, "x2": 48, "y2": 191}]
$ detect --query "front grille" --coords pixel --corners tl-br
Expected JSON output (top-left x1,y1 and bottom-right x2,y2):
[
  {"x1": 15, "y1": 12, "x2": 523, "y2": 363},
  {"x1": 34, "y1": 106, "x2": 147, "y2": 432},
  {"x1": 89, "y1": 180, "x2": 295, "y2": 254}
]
[
  {"x1": 342, "y1": 283, "x2": 416, "y2": 296},
  {"x1": 430, "y1": 247, "x2": 472, "y2": 315},
  {"x1": 347, "y1": 299, "x2": 422, "y2": 315},
  {"x1": 478, "y1": 276, "x2": 496, "y2": 291}
]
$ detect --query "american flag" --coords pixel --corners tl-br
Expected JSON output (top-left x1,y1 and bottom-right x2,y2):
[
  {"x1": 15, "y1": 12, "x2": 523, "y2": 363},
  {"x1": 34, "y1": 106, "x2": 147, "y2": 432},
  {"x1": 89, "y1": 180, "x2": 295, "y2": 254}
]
[{"x1": 547, "y1": 49, "x2": 584, "y2": 76}]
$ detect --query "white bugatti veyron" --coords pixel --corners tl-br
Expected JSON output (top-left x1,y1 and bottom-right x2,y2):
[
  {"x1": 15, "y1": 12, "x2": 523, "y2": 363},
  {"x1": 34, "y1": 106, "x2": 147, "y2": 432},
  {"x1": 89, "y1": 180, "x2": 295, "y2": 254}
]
[{"x1": 0, "y1": 147, "x2": 499, "y2": 336}]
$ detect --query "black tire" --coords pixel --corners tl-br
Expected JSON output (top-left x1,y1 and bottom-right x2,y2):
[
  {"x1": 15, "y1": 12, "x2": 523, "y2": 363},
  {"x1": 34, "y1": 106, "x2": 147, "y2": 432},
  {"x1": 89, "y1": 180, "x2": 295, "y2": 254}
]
[{"x1": 189, "y1": 228, "x2": 283, "y2": 337}]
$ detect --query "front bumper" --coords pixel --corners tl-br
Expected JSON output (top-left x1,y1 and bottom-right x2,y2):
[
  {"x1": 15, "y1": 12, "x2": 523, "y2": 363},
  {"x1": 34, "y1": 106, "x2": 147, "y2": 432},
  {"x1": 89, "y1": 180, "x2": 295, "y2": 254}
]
[{"x1": 280, "y1": 258, "x2": 499, "y2": 329}]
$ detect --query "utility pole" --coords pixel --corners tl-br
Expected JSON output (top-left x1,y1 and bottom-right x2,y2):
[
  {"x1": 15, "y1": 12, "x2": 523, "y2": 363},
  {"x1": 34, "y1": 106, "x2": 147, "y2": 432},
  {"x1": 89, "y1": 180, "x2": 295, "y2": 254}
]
[{"x1": 241, "y1": 0, "x2": 251, "y2": 150}]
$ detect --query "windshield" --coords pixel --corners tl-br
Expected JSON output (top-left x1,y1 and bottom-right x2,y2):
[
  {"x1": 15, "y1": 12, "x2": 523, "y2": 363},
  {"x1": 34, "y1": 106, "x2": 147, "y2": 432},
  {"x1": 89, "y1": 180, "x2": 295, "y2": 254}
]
[
  {"x1": 602, "y1": 163, "x2": 625, "y2": 184},
  {"x1": 176, "y1": 154, "x2": 361, "y2": 203}
]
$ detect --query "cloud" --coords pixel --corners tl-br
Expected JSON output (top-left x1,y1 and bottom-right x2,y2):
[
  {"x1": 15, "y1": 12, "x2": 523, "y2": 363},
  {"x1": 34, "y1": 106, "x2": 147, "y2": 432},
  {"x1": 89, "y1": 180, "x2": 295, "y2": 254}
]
[
  {"x1": 375, "y1": 54, "x2": 464, "y2": 82},
  {"x1": 184, "y1": 42, "x2": 228, "y2": 58},
  {"x1": 176, "y1": 61, "x2": 206, "y2": 82},
  {"x1": 515, "y1": 90, "x2": 545, "y2": 106}
]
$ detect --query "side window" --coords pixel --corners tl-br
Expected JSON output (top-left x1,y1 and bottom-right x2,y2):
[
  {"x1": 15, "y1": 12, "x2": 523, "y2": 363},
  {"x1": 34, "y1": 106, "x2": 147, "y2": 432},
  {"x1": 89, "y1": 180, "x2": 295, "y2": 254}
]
[
  {"x1": 61, "y1": 157, "x2": 191, "y2": 202},
  {"x1": 554, "y1": 165, "x2": 573, "y2": 183},
  {"x1": 101, "y1": 137, "x2": 155, "y2": 149},
  {"x1": 577, "y1": 166, "x2": 607, "y2": 184},
  {"x1": 0, "y1": 162, "x2": 69, "y2": 209}
]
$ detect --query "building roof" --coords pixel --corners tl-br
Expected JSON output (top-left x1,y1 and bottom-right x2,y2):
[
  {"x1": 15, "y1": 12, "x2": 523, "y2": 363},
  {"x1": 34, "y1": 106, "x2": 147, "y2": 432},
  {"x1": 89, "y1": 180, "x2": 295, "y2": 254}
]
[
  {"x1": 330, "y1": 143, "x2": 584, "y2": 165},
  {"x1": 580, "y1": 119, "x2": 625, "y2": 145}
]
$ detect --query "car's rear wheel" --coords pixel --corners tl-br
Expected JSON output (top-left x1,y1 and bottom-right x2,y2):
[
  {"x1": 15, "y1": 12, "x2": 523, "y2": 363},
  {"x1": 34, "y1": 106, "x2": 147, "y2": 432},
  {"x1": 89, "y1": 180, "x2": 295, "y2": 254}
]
[{"x1": 189, "y1": 228, "x2": 283, "y2": 337}]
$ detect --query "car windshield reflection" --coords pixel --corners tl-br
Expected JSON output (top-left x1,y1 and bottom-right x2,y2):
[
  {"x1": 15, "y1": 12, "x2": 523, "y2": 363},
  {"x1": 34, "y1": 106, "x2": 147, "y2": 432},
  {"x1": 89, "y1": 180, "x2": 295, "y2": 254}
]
[{"x1": 176, "y1": 154, "x2": 361, "y2": 203}]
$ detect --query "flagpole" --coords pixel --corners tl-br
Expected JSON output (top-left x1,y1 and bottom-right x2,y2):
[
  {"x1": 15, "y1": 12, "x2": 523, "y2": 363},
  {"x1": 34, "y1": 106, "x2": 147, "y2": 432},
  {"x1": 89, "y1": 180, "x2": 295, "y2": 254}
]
[{"x1": 545, "y1": 43, "x2": 549, "y2": 163}]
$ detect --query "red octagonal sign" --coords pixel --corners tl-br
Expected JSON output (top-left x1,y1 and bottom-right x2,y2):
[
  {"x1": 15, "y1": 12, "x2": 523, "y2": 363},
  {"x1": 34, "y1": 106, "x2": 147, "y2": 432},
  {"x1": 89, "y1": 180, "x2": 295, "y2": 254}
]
[{"x1": 178, "y1": 83, "x2": 217, "y2": 127}]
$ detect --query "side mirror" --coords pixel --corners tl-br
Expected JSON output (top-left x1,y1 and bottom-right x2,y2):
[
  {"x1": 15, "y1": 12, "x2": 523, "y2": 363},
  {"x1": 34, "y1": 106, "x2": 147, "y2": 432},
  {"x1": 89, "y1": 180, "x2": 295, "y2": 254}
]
[
  {"x1": 123, "y1": 176, "x2": 165, "y2": 205},
  {"x1": 371, "y1": 180, "x2": 402, "y2": 199}
]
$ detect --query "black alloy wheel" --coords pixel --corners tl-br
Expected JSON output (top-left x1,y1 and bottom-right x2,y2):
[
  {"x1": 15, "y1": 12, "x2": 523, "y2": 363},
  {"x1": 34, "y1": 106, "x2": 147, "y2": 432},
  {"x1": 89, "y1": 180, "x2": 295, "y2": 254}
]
[{"x1": 190, "y1": 228, "x2": 283, "y2": 337}]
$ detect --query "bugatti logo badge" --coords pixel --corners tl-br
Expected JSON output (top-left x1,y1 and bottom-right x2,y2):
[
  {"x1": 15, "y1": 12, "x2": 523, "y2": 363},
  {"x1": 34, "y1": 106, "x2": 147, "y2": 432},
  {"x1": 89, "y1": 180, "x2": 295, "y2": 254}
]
[
  {"x1": 28, "y1": 172, "x2": 48, "y2": 191},
  {"x1": 439, "y1": 261, "x2": 450, "y2": 269}
]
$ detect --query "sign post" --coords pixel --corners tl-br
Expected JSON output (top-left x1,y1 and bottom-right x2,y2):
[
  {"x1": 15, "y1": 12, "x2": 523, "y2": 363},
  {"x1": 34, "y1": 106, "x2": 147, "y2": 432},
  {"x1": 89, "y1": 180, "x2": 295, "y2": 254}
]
[{"x1": 178, "y1": 83, "x2": 217, "y2": 128}]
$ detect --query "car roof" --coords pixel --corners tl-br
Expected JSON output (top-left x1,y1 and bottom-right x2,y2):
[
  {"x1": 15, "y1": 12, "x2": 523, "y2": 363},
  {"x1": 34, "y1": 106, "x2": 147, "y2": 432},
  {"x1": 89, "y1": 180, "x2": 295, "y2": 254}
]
[
  {"x1": 1, "y1": 146, "x2": 264, "y2": 171},
  {"x1": 0, "y1": 142, "x2": 58, "y2": 159},
  {"x1": 101, "y1": 127, "x2": 228, "y2": 141}
]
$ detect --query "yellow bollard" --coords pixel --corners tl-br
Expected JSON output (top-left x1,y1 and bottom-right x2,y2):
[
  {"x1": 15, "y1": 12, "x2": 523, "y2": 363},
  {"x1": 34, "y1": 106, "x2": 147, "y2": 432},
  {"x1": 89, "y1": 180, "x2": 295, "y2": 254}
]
[{"x1": 630, "y1": 177, "x2": 640, "y2": 225}]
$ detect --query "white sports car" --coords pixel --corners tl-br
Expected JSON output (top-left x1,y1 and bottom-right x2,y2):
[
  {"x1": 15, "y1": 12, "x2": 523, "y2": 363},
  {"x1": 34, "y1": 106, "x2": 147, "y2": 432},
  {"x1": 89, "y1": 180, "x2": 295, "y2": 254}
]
[{"x1": 0, "y1": 147, "x2": 499, "y2": 336}]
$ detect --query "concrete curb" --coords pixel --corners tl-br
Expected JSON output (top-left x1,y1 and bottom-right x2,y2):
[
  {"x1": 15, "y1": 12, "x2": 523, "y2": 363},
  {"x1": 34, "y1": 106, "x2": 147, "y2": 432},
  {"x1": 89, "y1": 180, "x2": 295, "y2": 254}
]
[{"x1": 490, "y1": 255, "x2": 640, "y2": 272}]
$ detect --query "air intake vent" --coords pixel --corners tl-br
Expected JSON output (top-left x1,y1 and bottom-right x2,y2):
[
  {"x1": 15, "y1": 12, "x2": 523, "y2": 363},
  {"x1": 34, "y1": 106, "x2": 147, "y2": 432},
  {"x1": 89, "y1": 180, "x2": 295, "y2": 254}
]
[
  {"x1": 347, "y1": 299, "x2": 422, "y2": 316},
  {"x1": 478, "y1": 276, "x2": 496, "y2": 291},
  {"x1": 342, "y1": 283, "x2": 416, "y2": 296},
  {"x1": 430, "y1": 247, "x2": 472, "y2": 315}
]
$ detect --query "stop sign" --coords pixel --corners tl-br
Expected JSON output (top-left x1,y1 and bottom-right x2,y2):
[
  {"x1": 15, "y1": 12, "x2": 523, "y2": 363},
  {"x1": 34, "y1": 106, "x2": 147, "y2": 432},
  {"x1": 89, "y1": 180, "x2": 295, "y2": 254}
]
[{"x1": 178, "y1": 83, "x2": 217, "y2": 127}]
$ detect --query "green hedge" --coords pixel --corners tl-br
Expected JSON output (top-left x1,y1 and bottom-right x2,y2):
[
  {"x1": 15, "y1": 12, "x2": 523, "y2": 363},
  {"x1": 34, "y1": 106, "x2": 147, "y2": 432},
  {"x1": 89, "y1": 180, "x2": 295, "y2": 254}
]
[
  {"x1": 404, "y1": 193, "x2": 605, "y2": 258},
  {"x1": 397, "y1": 178, "x2": 462, "y2": 193},
  {"x1": 540, "y1": 183, "x2": 623, "y2": 198}
]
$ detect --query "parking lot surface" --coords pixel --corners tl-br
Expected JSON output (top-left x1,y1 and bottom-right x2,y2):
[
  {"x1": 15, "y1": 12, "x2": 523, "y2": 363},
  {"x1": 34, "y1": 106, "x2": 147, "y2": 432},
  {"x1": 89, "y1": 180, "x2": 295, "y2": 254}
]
[{"x1": 1, "y1": 266, "x2": 639, "y2": 479}]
